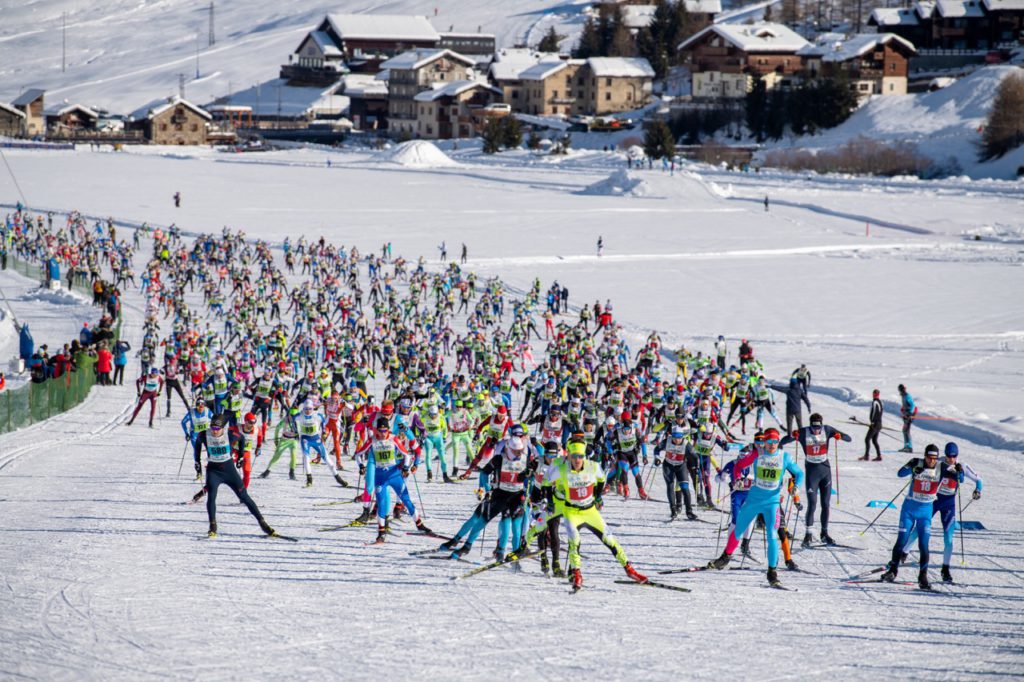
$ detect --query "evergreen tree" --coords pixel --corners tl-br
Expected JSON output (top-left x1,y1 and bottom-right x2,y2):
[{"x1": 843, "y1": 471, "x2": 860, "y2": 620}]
[
  {"x1": 573, "y1": 17, "x2": 602, "y2": 58},
  {"x1": 537, "y1": 26, "x2": 562, "y2": 53},
  {"x1": 501, "y1": 116, "x2": 523, "y2": 149},
  {"x1": 643, "y1": 119, "x2": 676, "y2": 159},
  {"x1": 979, "y1": 72, "x2": 1024, "y2": 161},
  {"x1": 745, "y1": 76, "x2": 768, "y2": 142},
  {"x1": 481, "y1": 117, "x2": 503, "y2": 153},
  {"x1": 766, "y1": 87, "x2": 787, "y2": 140}
]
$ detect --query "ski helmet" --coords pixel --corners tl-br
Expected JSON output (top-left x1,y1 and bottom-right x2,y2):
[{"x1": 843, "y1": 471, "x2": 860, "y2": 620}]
[
  {"x1": 809, "y1": 413, "x2": 823, "y2": 427},
  {"x1": 924, "y1": 444, "x2": 940, "y2": 457},
  {"x1": 944, "y1": 442, "x2": 959, "y2": 457}
]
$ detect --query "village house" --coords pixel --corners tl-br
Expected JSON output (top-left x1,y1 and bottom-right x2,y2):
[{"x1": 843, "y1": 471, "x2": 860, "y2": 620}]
[
  {"x1": 340, "y1": 74, "x2": 390, "y2": 130},
  {"x1": 868, "y1": 0, "x2": 1024, "y2": 49},
  {"x1": 129, "y1": 97, "x2": 211, "y2": 145},
  {"x1": 583, "y1": 57, "x2": 656, "y2": 114},
  {"x1": 678, "y1": 23, "x2": 809, "y2": 99},
  {"x1": 11, "y1": 89, "x2": 46, "y2": 137},
  {"x1": 520, "y1": 60, "x2": 582, "y2": 116},
  {"x1": 44, "y1": 103, "x2": 99, "y2": 136},
  {"x1": 380, "y1": 49, "x2": 476, "y2": 137},
  {"x1": 0, "y1": 101, "x2": 26, "y2": 137},
  {"x1": 488, "y1": 49, "x2": 563, "y2": 111},
  {"x1": 283, "y1": 13, "x2": 441, "y2": 83},
  {"x1": 413, "y1": 80, "x2": 503, "y2": 139},
  {"x1": 799, "y1": 33, "x2": 917, "y2": 99}
]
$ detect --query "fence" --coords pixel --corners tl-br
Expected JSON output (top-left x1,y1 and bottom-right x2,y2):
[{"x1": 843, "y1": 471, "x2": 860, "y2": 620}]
[{"x1": 0, "y1": 255, "x2": 123, "y2": 435}]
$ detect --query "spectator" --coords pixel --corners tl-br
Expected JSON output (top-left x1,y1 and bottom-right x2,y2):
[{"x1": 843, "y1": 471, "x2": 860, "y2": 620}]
[
  {"x1": 79, "y1": 322, "x2": 93, "y2": 347},
  {"x1": 95, "y1": 341, "x2": 114, "y2": 386},
  {"x1": 113, "y1": 339, "x2": 131, "y2": 386}
]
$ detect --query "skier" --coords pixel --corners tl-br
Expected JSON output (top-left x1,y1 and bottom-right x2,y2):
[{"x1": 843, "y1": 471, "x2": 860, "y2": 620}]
[
  {"x1": 200, "y1": 414, "x2": 279, "y2": 539},
  {"x1": 780, "y1": 413, "x2": 851, "y2": 546},
  {"x1": 772, "y1": 377, "x2": 811, "y2": 433},
  {"x1": 296, "y1": 401, "x2": 349, "y2": 488},
  {"x1": 705, "y1": 427, "x2": 804, "y2": 587},
  {"x1": 900, "y1": 442, "x2": 981, "y2": 583},
  {"x1": 127, "y1": 367, "x2": 164, "y2": 428},
  {"x1": 860, "y1": 388, "x2": 884, "y2": 461},
  {"x1": 656, "y1": 427, "x2": 698, "y2": 520},
  {"x1": 259, "y1": 407, "x2": 300, "y2": 480},
  {"x1": 354, "y1": 416, "x2": 433, "y2": 543},
  {"x1": 880, "y1": 444, "x2": 961, "y2": 589},
  {"x1": 522, "y1": 442, "x2": 647, "y2": 591},
  {"x1": 421, "y1": 403, "x2": 451, "y2": 482},
  {"x1": 180, "y1": 397, "x2": 211, "y2": 480},
  {"x1": 597, "y1": 236, "x2": 603, "y2": 257},
  {"x1": 714, "y1": 335, "x2": 727, "y2": 369},
  {"x1": 898, "y1": 384, "x2": 917, "y2": 452}
]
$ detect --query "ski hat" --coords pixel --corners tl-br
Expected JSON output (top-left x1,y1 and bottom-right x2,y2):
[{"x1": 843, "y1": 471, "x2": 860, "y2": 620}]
[
  {"x1": 763, "y1": 427, "x2": 780, "y2": 441},
  {"x1": 244, "y1": 412, "x2": 257, "y2": 424},
  {"x1": 898, "y1": 384, "x2": 906, "y2": 393},
  {"x1": 944, "y1": 442, "x2": 959, "y2": 457},
  {"x1": 924, "y1": 444, "x2": 940, "y2": 457},
  {"x1": 210, "y1": 415, "x2": 228, "y2": 429},
  {"x1": 872, "y1": 389, "x2": 880, "y2": 397},
  {"x1": 544, "y1": 441, "x2": 561, "y2": 455},
  {"x1": 374, "y1": 415, "x2": 390, "y2": 430},
  {"x1": 150, "y1": 367, "x2": 159, "y2": 374},
  {"x1": 620, "y1": 411, "x2": 632, "y2": 422},
  {"x1": 809, "y1": 413, "x2": 823, "y2": 426}
]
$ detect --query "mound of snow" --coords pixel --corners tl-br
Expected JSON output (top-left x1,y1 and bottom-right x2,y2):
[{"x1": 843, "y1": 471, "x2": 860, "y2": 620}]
[
  {"x1": 382, "y1": 141, "x2": 457, "y2": 168},
  {"x1": 578, "y1": 169, "x2": 650, "y2": 197}
]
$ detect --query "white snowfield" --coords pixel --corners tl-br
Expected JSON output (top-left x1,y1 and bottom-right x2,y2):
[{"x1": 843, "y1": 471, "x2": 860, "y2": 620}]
[{"x1": 1, "y1": 146, "x2": 1023, "y2": 680}]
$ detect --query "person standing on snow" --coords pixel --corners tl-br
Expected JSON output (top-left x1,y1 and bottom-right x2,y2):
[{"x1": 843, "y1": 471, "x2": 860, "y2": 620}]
[
  {"x1": 860, "y1": 389, "x2": 884, "y2": 461},
  {"x1": 780, "y1": 413, "x2": 850, "y2": 547},
  {"x1": 127, "y1": 367, "x2": 164, "y2": 428},
  {"x1": 898, "y1": 384, "x2": 917, "y2": 452}
]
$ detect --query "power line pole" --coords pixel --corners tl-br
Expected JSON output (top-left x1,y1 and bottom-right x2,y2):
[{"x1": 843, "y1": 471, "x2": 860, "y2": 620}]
[
  {"x1": 62, "y1": 12, "x2": 67, "y2": 72},
  {"x1": 196, "y1": 30, "x2": 201, "y2": 79},
  {"x1": 179, "y1": 73, "x2": 186, "y2": 99},
  {"x1": 209, "y1": 2, "x2": 215, "y2": 47}
]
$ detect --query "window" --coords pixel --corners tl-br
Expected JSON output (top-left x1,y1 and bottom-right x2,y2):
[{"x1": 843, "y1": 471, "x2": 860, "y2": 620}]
[
  {"x1": 605, "y1": 92, "x2": 611, "y2": 100},
  {"x1": 859, "y1": 83, "x2": 870, "y2": 91},
  {"x1": 605, "y1": 78, "x2": 612, "y2": 86},
  {"x1": 160, "y1": 123, "x2": 168, "y2": 131},
  {"x1": 553, "y1": 90, "x2": 558, "y2": 98},
  {"x1": 553, "y1": 106, "x2": 559, "y2": 114},
  {"x1": 890, "y1": 62, "x2": 896, "y2": 71},
  {"x1": 512, "y1": 91, "x2": 519, "y2": 99},
  {"x1": 889, "y1": 83, "x2": 894, "y2": 91},
  {"x1": 566, "y1": 76, "x2": 572, "y2": 86},
  {"x1": 191, "y1": 123, "x2": 198, "y2": 132}
]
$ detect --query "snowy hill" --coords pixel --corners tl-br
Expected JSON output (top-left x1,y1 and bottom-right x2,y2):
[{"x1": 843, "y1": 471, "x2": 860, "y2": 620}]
[
  {"x1": 770, "y1": 66, "x2": 1024, "y2": 180},
  {"x1": 0, "y1": 0, "x2": 591, "y2": 114}
]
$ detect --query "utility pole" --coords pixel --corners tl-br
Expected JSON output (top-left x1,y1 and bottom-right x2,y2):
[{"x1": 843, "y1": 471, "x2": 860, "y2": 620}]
[
  {"x1": 62, "y1": 12, "x2": 66, "y2": 72},
  {"x1": 179, "y1": 73, "x2": 186, "y2": 99},
  {"x1": 208, "y1": 1, "x2": 215, "y2": 47},
  {"x1": 196, "y1": 30, "x2": 201, "y2": 79}
]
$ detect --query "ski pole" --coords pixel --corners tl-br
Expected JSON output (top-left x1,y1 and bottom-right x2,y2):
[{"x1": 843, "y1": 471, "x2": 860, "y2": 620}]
[
  {"x1": 177, "y1": 439, "x2": 190, "y2": 478},
  {"x1": 957, "y1": 485, "x2": 966, "y2": 566},
  {"x1": 412, "y1": 466, "x2": 426, "y2": 519},
  {"x1": 960, "y1": 497, "x2": 976, "y2": 515},
  {"x1": 860, "y1": 480, "x2": 910, "y2": 536},
  {"x1": 834, "y1": 441, "x2": 840, "y2": 507},
  {"x1": 714, "y1": 480, "x2": 727, "y2": 556}
]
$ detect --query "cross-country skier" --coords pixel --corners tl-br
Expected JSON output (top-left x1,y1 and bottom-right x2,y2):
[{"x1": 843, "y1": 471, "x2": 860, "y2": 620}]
[
  {"x1": 127, "y1": 367, "x2": 164, "y2": 428},
  {"x1": 780, "y1": 413, "x2": 851, "y2": 546}
]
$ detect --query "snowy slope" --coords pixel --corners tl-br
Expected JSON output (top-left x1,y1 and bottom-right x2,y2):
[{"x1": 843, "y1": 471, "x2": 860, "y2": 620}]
[
  {"x1": 0, "y1": 0, "x2": 590, "y2": 115},
  {"x1": 768, "y1": 66, "x2": 1024, "y2": 180},
  {"x1": 0, "y1": 145, "x2": 1022, "y2": 680}
]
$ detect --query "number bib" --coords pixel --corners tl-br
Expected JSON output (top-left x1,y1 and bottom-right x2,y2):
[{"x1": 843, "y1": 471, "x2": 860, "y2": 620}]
[
  {"x1": 144, "y1": 377, "x2": 160, "y2": 392},
  {"x1": 193, "y1": 412, "x2": 210, "y2": 433},
  {"x1": 298, "y1": 415, "x2": 319, "y2": 437},
  {"x1": 372, "y1": 439, "x2": 398, "y2": 468},
  {"x1": 804, "y1": 431, "x2": 829, "y2": 464},
  {"x1": 754, "y1": 453, "x2": 784, "y2": 491},
  {"x1": 497, "y1": 454, "x2": 527, "y2": 493},
  {"x1": 542, "y1": 418, "x2": 562, "y2": 443},
  {"x1": 207, "y1": 431, "x2": 232, "y2": 463},
  {"x1": 617, "y1": 428, "x2": 638, "y2": 452},
  {"x1": 663, "y1": 441, "x2": 687, "y2": 464},
  {"x1": 909, "y1": 468, "x2": 941, "y2": 503}
]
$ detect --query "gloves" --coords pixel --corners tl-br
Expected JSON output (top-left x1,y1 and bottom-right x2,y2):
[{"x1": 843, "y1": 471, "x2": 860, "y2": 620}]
[
  {"x1": 833, "y1": 433, "x2": 842, "y2": 440},
  {"x1": 642, "y1": 456, "x2": 649, "y2": 465},
  {"x1": 653, "y1": 457, "x2": 662, "y2": 467},
  {"x1": 475, "y1": 487, "x2": 486, "y2": 500},
  {"x1": 595, "y1": 496, "x2": 604, "y2": 510},
  {"x1": 792, "y1": 430, "x2": 799, "y2": 438},
  {"x1": 913, "y1": 466, "x2": 924, "y2": 475},
  {"x1": 794, "y1": 498, "x2": 803, "y2": 512},
  {"x1": 358, "y1": 463, "x2": 366, "y2": 476},
  {"x1": 972, "y1": 489, "x2": 981, "y2": 501},
  {"x1": 954, "y1": 463, "x2": 963, "y2": 473},
  {"x1": 401, "y1": 467, "x2": 410, "y2": 478},
  {"x1": 410, "y1": 465, "x2": 418, "y2": 474}
]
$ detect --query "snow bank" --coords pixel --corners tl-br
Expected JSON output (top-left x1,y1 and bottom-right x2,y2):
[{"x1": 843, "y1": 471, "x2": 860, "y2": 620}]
[
  {"x1": 578, "y1": 169, "x2": 651, "y2": 197},
  {"x1": 381, "y1": 141, "x2": 458, "y2": 168},
  {"x1": 21, "y1": 288, "x2": 90, "y2": 306}
]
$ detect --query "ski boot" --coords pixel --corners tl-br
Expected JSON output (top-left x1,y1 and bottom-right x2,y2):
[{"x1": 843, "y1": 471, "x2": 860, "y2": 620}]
[
  {"x1": 451, "y1": 467, "x2": 459, "y2": 478},
  {"x1": 786, "y1": 558, "x2": 799, "y2": 571},
  {"x1": 740, "y1": 538, "x2": 753, "y2": 558},
  {"x1": 802, "y1": 531, "x2": 814, "y2": 548},
  {"x1": 707, "y1": 552, "x2": 732, "y2": 570},
  {"x1": 443, "y1": 472, "x2": 453, "y2": 484},
  {"x1": 880, "y1": 563, "x2": 898, "y2": 583},
  {"x1": 259, "y1": 470, "x2": 271, "y2": 479},
  {"x1": 637, "y1": 486, "x2": 649, "y2": 501},
  {"x1": 624, "y1": 563, "x2": 648, "y2": 584},
  {"x1": 353, "y1": 507, "x2": 372, "y2": 526},
  {"x1": 427, "y1": 470, "x2": 433, "y2": 482},
  {"x1": 195, "y1": 468, "x2": 203, "y2": 482},
  {"x1": 451, "y1": 544, "x2": 472, "y2": 559},
  {"x1": 821, "y1": 532, "x2": 836, "y2": 546},
  {"x1": 899, "y1": 551, "x2": 909, "y2": 565},
  {"x1": 305, "y1": 474, "x2": 313, "y2": 488},
  {"x1": 334, "y1": 473, "x2": 349, "y2": 487},
  {"x1": 767, "y1": 568, "x2": 782, "y2": 588},
  {"x1": 858, "y1": 454, "x2": 870, "y2": 461},
  {"x1": 918, "y1": 567, "x2": 931, "y2": 590},
  {"x1": 374, "y1": 530, "x2": 387, "y2": 544},
  {"x1": 393, "y1": 503, "x2": 404, "y2": 522},
  {"x1": 439, "y1": 537, "x2": 459, "y2": 551},
  {"x1": 622, "y1": 483, "x2": 630, "y2": 500},
  {"x1": 540, "y1": 554, "x2": 551, "y2": 575},
  {"x1": 415, "y1": 519, "x2": 433, "y2": 535},
  {"x1": 492, "y1": 547, "x2": 506, "y2": 563},
  {"x1": 669, "y1": 506, "x2": 679, "y2": 520},
  {"x1": 258, "y1": 518, "x2": 276, "y2": 537},
  {"x1": 686, "y1": 509, "x2": 699, "y2": 521},
  {"x1": 289, "y1": 468, "x2": 296, "y2": 481},
  {"x1": 207, "y1": 520, "x2": 217, "y2": 538},
  {"x1": 872, "y1": 455, "x2": 883, "y2": 461},
  {"x1": 571, "y1": 568, "x2": 583, "y2": 592},
  {"x1": 941, "y1": 565, "x2": 954, "y2": 584},
  {"x1": 552, "y1": 559, "x2": 566, "y2": 579}
]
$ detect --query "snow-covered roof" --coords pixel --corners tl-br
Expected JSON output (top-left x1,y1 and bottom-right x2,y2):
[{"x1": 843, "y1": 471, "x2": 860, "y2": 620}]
[
  {"x1": 324, "y1": 14, "x2": 440, "y2": 42},
  {"x1": 686, "y1": 0, "x2": 723, "y2": 13},
  {"x1": 306, "y1": 30, "x2": 342, "y2": 57},
  {"x1": 586, "y1": 57, "x2": 655, "y2": 78},
  {"x1": 379, "y1": 49, "x2": 474, "y2": 71},
  {"x1": 0, "y1": 101, "x2": 25, "y2": 118},
  {"x1": 798, "y1": 33, "x2": 918, "y2": 60},
  {"x1": 413, "y1": 79, "x2": 501, "y2": 102},
  {"x1": 678, "y1": 22, "x2": 809, "y2": 53},
  {"x1": 488, "y1": 49, "x2": 563, "y2": 81},
  {"x1": 914, "y1": 1, "x2": 937, "y2": 17},
  {"x1": 342, "y1": 74, "x2": 389, "y2": 98},
  {"x1": 935, "y1": 0, "x2": 985, "y2": 16},
  {"x1": 216, "y1": 80, "x2": 347, "y2": 118},
  {"x1": 11, "y1": 88, "x2": 45, "y2": 106},
  {"x1": 984, "y1": 0, "x2": 1024, "y2": 10},
  {"x1": 623, "y1": 5, "x2": 657, "y2": 29},
  {"x1": 43, "y1": 103, "x2": 99, "y2": 119},
  {"x1": 519, "y1": 61, "x2": 569, "y2": 81},
  {"x1": 869, "y1": 7, "x2": 920, "y2": 26},
  {"x1": 129, "y1": 96, "x2": 211, "y2": 121}
]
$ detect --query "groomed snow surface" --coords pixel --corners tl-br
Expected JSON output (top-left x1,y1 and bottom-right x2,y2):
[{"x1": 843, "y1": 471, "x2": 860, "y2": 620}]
[{"x1": 1, "y1": 145, "x2": 1023, "y2": 680}]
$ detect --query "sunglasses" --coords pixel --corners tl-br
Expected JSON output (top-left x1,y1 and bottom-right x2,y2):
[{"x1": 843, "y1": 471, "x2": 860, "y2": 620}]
[{"x1": 765, "y1": 438, "x2": 779, "y2": 445}]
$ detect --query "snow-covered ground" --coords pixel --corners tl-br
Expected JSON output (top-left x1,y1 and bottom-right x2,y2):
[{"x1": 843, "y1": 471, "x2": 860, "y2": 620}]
[{"x1": 0, "y1": 146, "x2": 1022, "y2": 679}]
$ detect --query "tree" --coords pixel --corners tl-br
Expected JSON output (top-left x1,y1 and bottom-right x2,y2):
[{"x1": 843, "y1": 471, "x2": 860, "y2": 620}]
[
  {"x1": 745, "y1": 76, "x2": 768, "y2": 142},
  {"x1": 573, "y1": 17, "x2": 602, "y2": 58},
  {"x1": 814, "y1": 76, "x2": 859, "y2": 130},
  {"x1": 537, "y1": 26, "x2": 562, "y2": 53},
  {"x1": 610, "y1": 21, "x2": 636, "y2": 57},
  {"x1": 765, "y1": 87, "x2": 787, "y2": 140},
  {"x1": 501, "y1": 115, "x2": 523, "y2": 149},
  {"x1": 481, "y1": 117, "x2": 503, "y2": 153},
  {"x1": 527, "y1": 130, "x2": 542, "y2": 149},
  {"x1": 643, "y1": 119, "x2": 676, "y2": 159},
  {"x1": 979, "y1": 72, "x2": 1024, "y2": 161}
]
